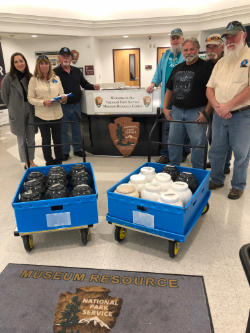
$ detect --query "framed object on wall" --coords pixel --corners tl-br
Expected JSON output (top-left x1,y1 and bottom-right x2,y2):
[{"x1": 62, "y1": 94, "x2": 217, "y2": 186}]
[{"x1": 35, "y1": 51, "x2": 60, "y2": 69}]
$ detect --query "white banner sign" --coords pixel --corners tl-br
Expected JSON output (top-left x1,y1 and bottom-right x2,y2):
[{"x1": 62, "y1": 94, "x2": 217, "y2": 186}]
[{"x1": 93, "y1": 91, "x2": 153, "y2": 113}]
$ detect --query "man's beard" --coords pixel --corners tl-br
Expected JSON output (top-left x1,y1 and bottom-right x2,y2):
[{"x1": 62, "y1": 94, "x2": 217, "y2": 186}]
[
  {"x1": 224, "y1": 39, "x2": 244, "y2": 64},
  {"x1": 63, "y1": 60, "x2": 70, "y2": 67},
  {"x1": 184, "y1": 52, "x2": 199, "y2": 63},
  {"x1": 206, "y1": 52, "x2": 218, "y2": 60},
  {"x1": 171, "y1": 45, "x2": 181, "y2": 57}
]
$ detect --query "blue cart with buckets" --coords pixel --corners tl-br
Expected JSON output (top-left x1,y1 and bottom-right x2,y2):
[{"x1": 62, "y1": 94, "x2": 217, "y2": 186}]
[
  {"x1": 12, "y1": 162, "x2": 98, "y2": 252},
  {"x1": 106, "y1": 107, "x2": 211, "y2": 258}
]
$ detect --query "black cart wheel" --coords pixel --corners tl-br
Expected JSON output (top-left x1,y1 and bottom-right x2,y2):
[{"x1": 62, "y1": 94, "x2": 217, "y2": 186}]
[
  {"x1": 202, "y1": 202, "x2": 209, "y2": 215},
  {"x1": 169, "y1": 241, "x2": 180, "y2": 258},
  {"x1": 80, "y1": 228, "x2": 89, "y2": 246},
  {"x1": 115, "y1": 226, "x2": 127, "y2": 242},
  {"x1": 22, "y1": 235, "x2": 33, "y2": 252}
]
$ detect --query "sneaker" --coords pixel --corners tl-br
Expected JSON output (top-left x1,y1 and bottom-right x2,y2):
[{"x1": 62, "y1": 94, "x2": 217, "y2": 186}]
[
  {"x1": 228, "y1": 188, "x2": 243, "y2": 200},
  {"x1": 155, "y1": 155, "x2": 170, "y2": 164},
  {"x1": 182, "y1": 154, "x2": 188, "y2": 163},
  {"x1": 74, "y1": 151, "x2": 86, "y2": 158},
  {"x1": 209, "y1": 181, "x2": 224, "y2": 190},
  {"x1": 206, "y1": 162, "x2": 211, "y2": 168},
  {"x1": 224, "y1": 168, "x2": 230, "y2": 174},
  {"x1": 62, "y1": 154, "x2": 69, "y2": 161}
]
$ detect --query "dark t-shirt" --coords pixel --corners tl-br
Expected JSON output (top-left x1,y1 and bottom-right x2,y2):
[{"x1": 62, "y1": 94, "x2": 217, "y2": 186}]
[
  {"x1": 166, "y1": 57, "x2": 214, "y2": 109},
  {"x1": 53, "y1": 65, "x2": 94, "y2": 104}
]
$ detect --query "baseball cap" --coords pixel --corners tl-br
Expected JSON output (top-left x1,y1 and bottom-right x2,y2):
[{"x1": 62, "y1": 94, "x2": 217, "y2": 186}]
[
  {"x1": 221, "y1": 21, "x2": 246, "y2": 38},
  {"x1": 205, "y1": 34, "x2": 223, "y2": 46},
  {"x1": 170, "y1": 28, "x2": 183, "y2": 37},
  {"x1": 59, "y1": 47, "x2": 73, "y2": 57}
]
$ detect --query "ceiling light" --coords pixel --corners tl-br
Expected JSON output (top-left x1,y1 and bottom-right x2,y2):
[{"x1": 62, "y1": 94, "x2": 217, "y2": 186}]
[
  {"x1": 31, "y1": 35, "x2": 38, "y2": 38},
  {"x1": 123, "y1": 36, "x2": 129, "y2": 38},
  {"x1": 168, "y1": 34, "x2": 171, "y2": 35}
]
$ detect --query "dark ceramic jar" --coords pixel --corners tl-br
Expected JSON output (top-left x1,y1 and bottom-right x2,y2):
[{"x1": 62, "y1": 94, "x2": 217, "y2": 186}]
[
  {"x1": 71, "y1": 184, "x2": 94, "y2": 197},
  {"x1": 20, "y1": 190, "x2": 43, "y2": 202},
  {"x1": 175, "y1": 172, "x2": 199, "y2": 194},
  {"x1": 44, "y1": 184, "x2": 70, "y2": 199},
  {"x1": 69, "y1": 164, "x2": 89, "y2": 179},
  {"x1": 47, "y1": 166, "x2": 68, "y2": 179},
  {"x1": 27, "y1": 171, "x2": 46, "y2": 184},
  {"x1": 23, "y1": 179, "x2": 46, "y2": 194},
  {"x1": 45, "y1": 174, "x2": 69, "y2": 188},
  {"x1": 70, "y1": 171, "x2": 93, "y2": 189},
  {"x1": 161, "y1": 165, "x2": 180, "y2": 181}
]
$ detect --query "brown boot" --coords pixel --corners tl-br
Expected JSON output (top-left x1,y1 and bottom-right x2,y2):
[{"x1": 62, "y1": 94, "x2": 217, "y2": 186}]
[
  {"x1": 209, "y1": 181, "x2": 224, "y2": 190},
  {"x1": 228, "y1": 188, "x2": 243, "y2": 200}
]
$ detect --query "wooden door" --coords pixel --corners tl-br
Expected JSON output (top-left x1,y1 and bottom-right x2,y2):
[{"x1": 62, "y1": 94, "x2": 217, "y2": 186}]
[
  {"x1": 157, "y1": 47, "x2": 170, "y2": 64},
  {"x1": 113, "y1": 49, "x2": 140, "y2": 87}
]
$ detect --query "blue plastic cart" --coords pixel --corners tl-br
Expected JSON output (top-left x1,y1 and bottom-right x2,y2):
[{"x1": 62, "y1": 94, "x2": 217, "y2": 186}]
[
  {"x1": 12, "y1": 162, "x2": 98, "y2": 252},
  {"x1": 106, "y1": 162, "x2": 210, "y2": 258}
]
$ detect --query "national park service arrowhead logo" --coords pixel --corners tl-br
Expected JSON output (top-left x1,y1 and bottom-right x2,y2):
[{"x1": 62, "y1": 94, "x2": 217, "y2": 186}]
[
  {"x1": 143, "y1": 96, "x2": 151, "y2": 107},
  {"x1": 95, "y1": 96, "x2": 103, "y2": 108},
  {"x1": 53, "y1": 286, "x2": 123, "y2": 333},
  {"x1": 71, "y1": 50, "x2": 79, "y2": 64},
  {"x1": 108, "y1": 117, "x2": 140, "y2": 157}
]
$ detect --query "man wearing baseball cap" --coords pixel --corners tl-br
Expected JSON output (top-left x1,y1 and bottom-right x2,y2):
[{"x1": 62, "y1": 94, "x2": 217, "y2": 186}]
[
  {"x1": 205, "y1": 34, "x2": 232, "y2": 175},
  {"x1": 206, "y1": 21, "x2": 250, "y2": 199},
  {"x1": 54, "y1": 47, "x2": 100, "y2": 161},
  {"x1": 146, "y1": 28, "x2": 190, "y2": 164}
]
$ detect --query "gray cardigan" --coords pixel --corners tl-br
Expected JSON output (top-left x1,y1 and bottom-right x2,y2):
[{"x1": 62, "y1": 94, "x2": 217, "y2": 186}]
[{"x1": 1, "y1": 74, "x2": 35, "y2": 136}]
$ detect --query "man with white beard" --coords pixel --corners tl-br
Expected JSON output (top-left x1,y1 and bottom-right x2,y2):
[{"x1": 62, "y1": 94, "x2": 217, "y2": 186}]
[
  {"x1": 146, "y1": 28, "x2": 190, "y2": 164},
  {"x1": 163, "y1": 37, "x2": 213, "y2": 169},
  {"x1": 206, "y1": 21, "x2": 250, "y2": 199},
  {"x1": 54, "y1": 47, "x2": 100, "y2": 161},
  {"x1": 205, "y1": 34, "x2": 232, "y2": 174}
]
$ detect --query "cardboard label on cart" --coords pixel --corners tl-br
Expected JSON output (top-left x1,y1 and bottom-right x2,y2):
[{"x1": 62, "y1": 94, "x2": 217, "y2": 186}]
[
  {"x1": 46, "y1": 212, "x2": 71, "y2": 228},
  {"x1": 133, "y1": 211, "x2": 154, "y2": 228}
]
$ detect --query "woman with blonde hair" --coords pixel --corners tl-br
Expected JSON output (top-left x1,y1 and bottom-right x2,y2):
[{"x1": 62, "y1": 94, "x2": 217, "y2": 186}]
[
  {"x1": 28, "y1": 55, "x2": 67, "y2": 165},
  {"x1": 1, "y1": 52, "x2": 37, "y2": 169}
]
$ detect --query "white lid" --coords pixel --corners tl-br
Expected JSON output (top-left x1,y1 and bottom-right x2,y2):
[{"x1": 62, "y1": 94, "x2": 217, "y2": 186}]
[
  {"x1": 140, "y1": 167, "x2": 155, "y2": 175},
  {"x1": 130, "y1": 174, "x2": 146, "y2": 183},
  {"x1": 171, "y1": 181, "x2": 188, "y2": 192},
  {"x1": 116, "y1": 184, "x2": 136, "y2": 194},
  {"x1": 155, "y1": 173, "x2": 171, "y2": 183},
  {"x1": 160, "y1": 193, "x2": 179, "y2": 203},
  {"x1": 144, "y1": 183, "x2": 161, "y2": 193}
]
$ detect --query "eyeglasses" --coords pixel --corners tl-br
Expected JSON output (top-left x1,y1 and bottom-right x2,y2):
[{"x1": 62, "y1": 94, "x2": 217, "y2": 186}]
[
  {"x1": 205, "y1": 36, "x2": 223, "y2": 42},
  {"x1": 226, "y1": 21, "x2": 246, "y2": 32},
  {"x1": 60, "y1": 54, "x2": 71, "y2": 58},
  {"x1": 37, "y1": 55, "x2": 49, "y2": 60}
]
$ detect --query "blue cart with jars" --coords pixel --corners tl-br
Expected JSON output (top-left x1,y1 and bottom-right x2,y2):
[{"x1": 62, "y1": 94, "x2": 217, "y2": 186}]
[
  {"x1": 12, "y1": 162, "x2": 98, "y2": 252},
  {"x1": 106, "y1": 162, "x2": 210, "y2": 258}
]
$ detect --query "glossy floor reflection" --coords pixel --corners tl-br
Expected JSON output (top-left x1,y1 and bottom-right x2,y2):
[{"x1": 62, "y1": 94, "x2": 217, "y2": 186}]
[{"x1": 0, "y1": 124, "x2": 249, "y2": 333}]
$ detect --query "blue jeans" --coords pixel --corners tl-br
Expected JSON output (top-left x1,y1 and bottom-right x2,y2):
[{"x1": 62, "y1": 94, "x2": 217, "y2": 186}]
[
  {"x1": 61, "y1": 103, "x2": 82, "y2": 154},
  {"x1": 160, "y1": 108, "x2": 191, "y2": 158},
  {"x1": 209, "y1": 111, "x2": 250, "y2": 191},
  {"x1": 209, "y1": 113, "x2": 232, "y2": 169},
  {"x1": 168, "y1": 105, "x2": 207, "y2": 169}
]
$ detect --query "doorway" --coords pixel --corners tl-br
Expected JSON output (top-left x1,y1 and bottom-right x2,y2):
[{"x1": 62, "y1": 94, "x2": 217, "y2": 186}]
[
  {"x1": 113, "y1": 49, "x2": 140, "y2": 87},
  {"x1": 157, "y1": 47, "x2": 170, "y2": 64}
]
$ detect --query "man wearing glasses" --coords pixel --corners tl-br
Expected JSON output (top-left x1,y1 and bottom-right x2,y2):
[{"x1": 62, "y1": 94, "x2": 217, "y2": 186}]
[
  {"x1": 205, "y1": 34, "x2": 232, "y2": 175},
  {"x1": 207, "y1": 21, "x2": 250, "y2": 199},
  {"x1": 146, "y1": 28, "x2": 190, "y2": 165},
  {"x1": 54, "y1": 47, "x2": 100, "y2": 161}
]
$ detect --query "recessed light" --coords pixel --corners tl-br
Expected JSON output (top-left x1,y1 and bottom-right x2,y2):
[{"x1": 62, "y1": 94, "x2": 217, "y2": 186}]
[
  {"x1": 168, "y1": 34, "x2": 171, "y2": 35},
  {"x1": 123, "y1": 36, "x2": 129, "y2": 38},
  {"x1": 31, "y1": 35, "x2": 38, "y2": 38}
]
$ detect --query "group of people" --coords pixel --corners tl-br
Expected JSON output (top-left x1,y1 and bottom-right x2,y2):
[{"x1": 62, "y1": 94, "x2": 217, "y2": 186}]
[
  {"x1": 1, "y1": 47, "x2": 100, "y2": 169},
  {"x1": 147, "y1": 21, "x2": 250, "y2": 200}
]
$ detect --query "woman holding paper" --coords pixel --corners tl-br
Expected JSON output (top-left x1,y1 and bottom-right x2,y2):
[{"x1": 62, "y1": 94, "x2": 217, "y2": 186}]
[{"x1": 28, "y1": 55, "x2": 67, "y2": 165}]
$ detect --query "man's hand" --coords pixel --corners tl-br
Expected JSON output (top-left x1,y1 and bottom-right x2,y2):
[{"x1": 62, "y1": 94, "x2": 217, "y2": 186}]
[
  {"x1": 195, "y1": 112, "x2": 207, "y2": 125},
  {"x1": 61, "y1": 95, "x2": 67, "y2": 103},
  {"x1": 163, "y1": 108, "x2": 172, "y2": 121},
  {"x1": 43, "y1": 100, "x2": 53, "y2": 107},
  {"x1": 146, "y1": 84, "x2": 154, "y2": 93},
  {"x1": 94, "y1": 84, "x2": 100, "y2": 90},
  {"x1": 216, "y1": 103, "x2": 232, "y2": 119}
]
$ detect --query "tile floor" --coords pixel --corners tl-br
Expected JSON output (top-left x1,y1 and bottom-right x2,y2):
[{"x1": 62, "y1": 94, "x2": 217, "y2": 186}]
[{"x1": 0, "y1": 124, "x2": 249, "y2": 333}]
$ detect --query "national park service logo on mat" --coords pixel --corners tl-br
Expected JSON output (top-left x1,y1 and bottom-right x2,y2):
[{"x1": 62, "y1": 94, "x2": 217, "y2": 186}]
[
  {"x1": 94, "y1": 96, "x2": 103, "y2": 108},
  {"x1": 54, "y1": 286, "x2": 123, "y2": 332},
  {"x1": 143, "y1": 96, "x2": 151, "y2": 107},
  {"x1": 108, "y1": 117, "x2": 140, "y2": 157},
  {"x1": 71, "y1": 50, "x2": 79, "y2": 64}
]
